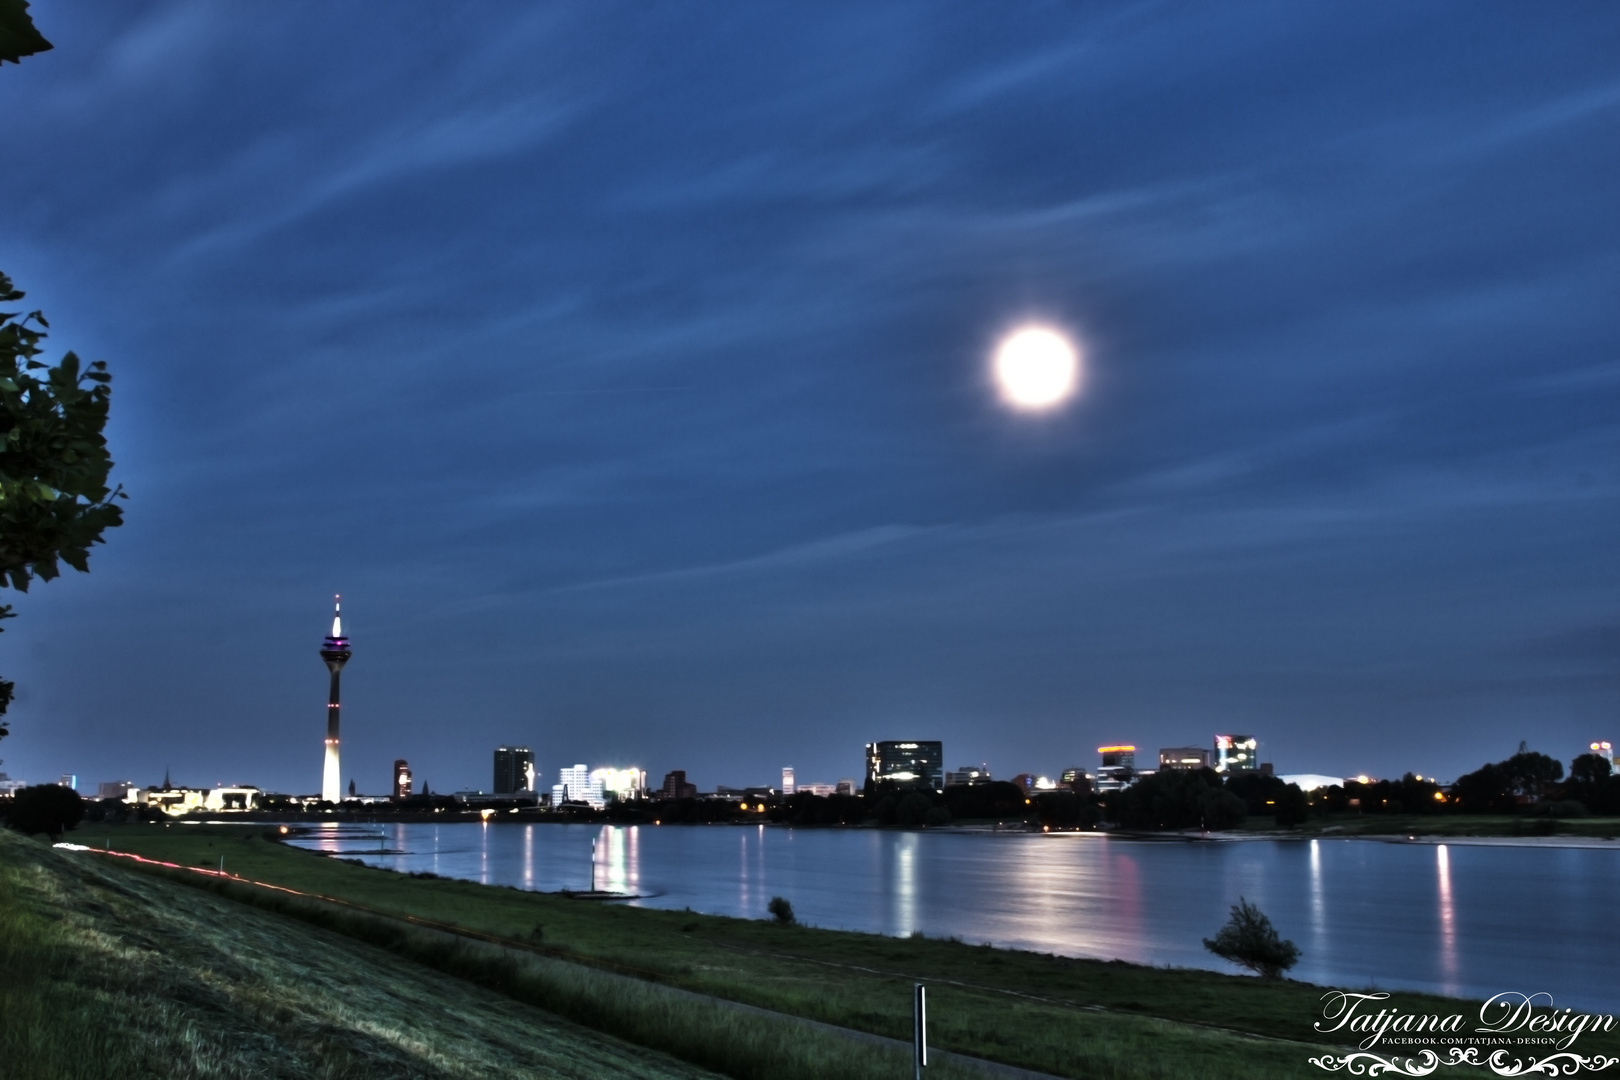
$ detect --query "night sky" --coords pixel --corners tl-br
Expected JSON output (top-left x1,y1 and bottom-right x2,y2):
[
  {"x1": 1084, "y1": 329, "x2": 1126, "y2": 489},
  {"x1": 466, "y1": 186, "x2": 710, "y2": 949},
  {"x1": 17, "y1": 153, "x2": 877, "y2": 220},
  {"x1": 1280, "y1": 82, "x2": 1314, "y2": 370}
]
[{"x1": 2, "y1": 4, "x2": 1617, "y2": 796}]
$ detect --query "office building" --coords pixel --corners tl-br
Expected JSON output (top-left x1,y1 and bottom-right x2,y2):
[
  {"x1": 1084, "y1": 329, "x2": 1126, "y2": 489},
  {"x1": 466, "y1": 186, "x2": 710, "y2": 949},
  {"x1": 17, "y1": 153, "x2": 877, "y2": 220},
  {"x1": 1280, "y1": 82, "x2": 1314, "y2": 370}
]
[
  {"x1": 1214, "y1": 735, "x2": 1259, "y2": 774},
  {"x1": 1591, "y1": 741, "x2": 1614, "y2": 768},
  {"x1": 318, "y1": 596, "x2": 352, "y2": 804},
  {"x1": 945, "y1": 765, "x2": 993, "y2": 787},
  {"x1": 1159, "y1": 747, "x2": 1210, "y2": 771},
  {"x1": 1095, "y1": 745, "x2": 1136, "y2": 793},
  {"x1": 781, "y1": 767, "x2": 795, "y2": 795},
  {"x1": 494, "y1": 746, "x2": 535, "y2": 795},
  {"x1": 658, "y1": 770, "x2": 698, "y2": 800},
  {"x1": 553, "y1": 764, "x2": 604, "y2": 808},
  {"x1": 835, "y1": 778, "x2": 855, "y2": 796},
  {"x1": 1059, "y1": 768, "x2": 1091, "y2": 794},
  {"x1": 393, "y1": 759, "x2": 412, "y2": 800},
  {"x1": 864, "y1": 741, "x2": 944, "y2": 792},
  {"x1": 96, "y1": 780, "x2": 135, "y2": 800},
  {"x1": 592, "y1": 767, "x2": 645, "y2": 802}
]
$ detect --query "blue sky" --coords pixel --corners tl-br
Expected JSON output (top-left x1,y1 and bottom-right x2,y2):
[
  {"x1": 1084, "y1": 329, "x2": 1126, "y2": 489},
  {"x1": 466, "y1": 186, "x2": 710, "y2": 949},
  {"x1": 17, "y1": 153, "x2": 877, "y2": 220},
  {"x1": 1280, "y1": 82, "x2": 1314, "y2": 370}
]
[{"x1": 2, "y1": 3, "x2": 1617, "y2": 794}]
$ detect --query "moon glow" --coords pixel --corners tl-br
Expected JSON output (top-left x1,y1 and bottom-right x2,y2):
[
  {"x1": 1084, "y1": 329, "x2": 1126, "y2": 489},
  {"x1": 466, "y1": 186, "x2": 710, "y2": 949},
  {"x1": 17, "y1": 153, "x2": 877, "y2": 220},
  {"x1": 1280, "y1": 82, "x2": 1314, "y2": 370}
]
[{"x1": 993, "y1": 326, "x2": 1080, "y2": 410}]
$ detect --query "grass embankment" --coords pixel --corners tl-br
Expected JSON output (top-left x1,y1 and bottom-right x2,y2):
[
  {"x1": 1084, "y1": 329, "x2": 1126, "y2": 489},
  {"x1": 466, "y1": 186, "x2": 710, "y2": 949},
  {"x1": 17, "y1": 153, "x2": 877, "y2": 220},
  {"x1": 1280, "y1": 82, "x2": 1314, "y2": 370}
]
[
  {"x1": 73, "y1": 823, "x2": 1571, "y2": 1079},
  {"x1": 0, "y1": 827, "x2": 740, "y2": 1080},
  {"x1": 1232, "y1": 814, "x2": 1620, "y2": 838}
]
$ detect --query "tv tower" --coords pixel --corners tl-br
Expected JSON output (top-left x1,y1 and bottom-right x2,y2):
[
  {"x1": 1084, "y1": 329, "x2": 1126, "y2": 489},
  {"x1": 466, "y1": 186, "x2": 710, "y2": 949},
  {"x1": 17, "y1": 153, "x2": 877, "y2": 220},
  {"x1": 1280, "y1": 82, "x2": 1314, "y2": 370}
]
[{"x1": 319, "y1": 595, "x2": 352, "y2": 803}]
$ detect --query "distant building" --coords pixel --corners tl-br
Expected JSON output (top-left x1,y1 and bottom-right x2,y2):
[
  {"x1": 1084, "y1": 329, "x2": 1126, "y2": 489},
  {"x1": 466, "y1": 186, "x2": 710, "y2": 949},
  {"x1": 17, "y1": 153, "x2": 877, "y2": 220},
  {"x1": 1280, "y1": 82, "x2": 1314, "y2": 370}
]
[
  {"x1": 782, "y1": 767, "x2": 795, "y2": 795},
  {"x1": 393, "y1": 759, "x2": 413, "y2": 800},
  {"x1": 203, "y1": 786, "x2": 261, "y2": 811},
  {"x1": 801, "y1": 783, "x2": 836, "y2": 796},
  {"x1": 658, "y1": 770, "x2": 698, "y2": 800},
  {"x1": 59, "y1": 774, "x2": 77, "y2": 791},
  {"x1": 1214, "y1": 735, "x2": 1258, "y2": 774},
  {"x1": 1279, "y1": 774, "x2": 1344, "y2": 792},
  {"x1": 1059, "y1": 768, "x2": 1092, "y2": 794},
  {"x1": 945, "y1": 765, "x2": 993, "y2": 787},
  {"x1": 1591, "y1": 741, "x2": 1614, "y2": 768},
  {"x1": 1095, "y1": 746, "x2": 1136, "y2": 793},
  {"x1": 493, "y1": 746, "x2": 535, "y2": 795},
  {"x1": 96, "y1": 780, "x2": 136, "y2": 800},
  {"x1": 592, "y1": 767, "x2": 644, "y2": 802},
  {"x1": 865, "y1": 741, "x2": 943, "y2": 792},
  {"x1": 835, "y1": 778, "x2": 856, "y2": 796},
  {"x1": 553, "y1": 764, "x2": 604, "y2": 808},
  {"x1": 1159, "y1": 747, "x2": 1210, "y2": 771}
]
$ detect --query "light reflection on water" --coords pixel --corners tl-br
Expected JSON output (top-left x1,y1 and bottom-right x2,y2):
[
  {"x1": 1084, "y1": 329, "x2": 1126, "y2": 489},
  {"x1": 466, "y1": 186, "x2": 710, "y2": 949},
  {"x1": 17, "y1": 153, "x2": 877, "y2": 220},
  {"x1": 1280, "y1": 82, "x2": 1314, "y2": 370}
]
[{"x1": 288, "y1": 823, "x2": 1620, "y2": 1011}]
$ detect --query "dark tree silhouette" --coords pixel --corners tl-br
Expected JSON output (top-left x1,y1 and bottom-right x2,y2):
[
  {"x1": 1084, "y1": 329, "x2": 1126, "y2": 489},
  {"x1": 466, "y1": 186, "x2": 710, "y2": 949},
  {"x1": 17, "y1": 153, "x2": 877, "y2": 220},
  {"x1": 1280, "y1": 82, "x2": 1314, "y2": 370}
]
[
  {"x1": 6, "y1": 783, "x2": 84, "y2": 838},
  {"x1": 1204, "y1": 897, "x2": 1300, "y2": 978}
]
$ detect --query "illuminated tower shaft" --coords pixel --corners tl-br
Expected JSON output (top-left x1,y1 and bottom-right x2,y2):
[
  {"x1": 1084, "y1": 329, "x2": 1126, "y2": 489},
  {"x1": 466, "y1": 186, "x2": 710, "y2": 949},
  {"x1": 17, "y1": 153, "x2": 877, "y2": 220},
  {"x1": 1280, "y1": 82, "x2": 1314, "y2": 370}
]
[{"x1": 319, "y1": 597, "x2": 352, "y2": 803}]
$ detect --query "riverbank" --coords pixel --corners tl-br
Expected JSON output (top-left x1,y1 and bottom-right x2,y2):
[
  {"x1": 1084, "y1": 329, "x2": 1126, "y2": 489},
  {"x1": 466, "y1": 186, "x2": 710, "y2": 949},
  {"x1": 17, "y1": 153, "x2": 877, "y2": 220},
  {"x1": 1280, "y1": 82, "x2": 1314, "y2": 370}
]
[{"x1": 32, "y1": 821, "x2": 1613, "y2": 1078}]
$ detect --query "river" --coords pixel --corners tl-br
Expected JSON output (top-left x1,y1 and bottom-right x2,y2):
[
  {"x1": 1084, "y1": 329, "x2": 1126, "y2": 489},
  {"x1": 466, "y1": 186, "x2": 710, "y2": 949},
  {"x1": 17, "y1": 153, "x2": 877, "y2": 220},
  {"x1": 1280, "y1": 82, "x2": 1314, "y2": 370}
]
[{"x1": 286, "y1": 822, "x2": 1620, "y2": 1012}]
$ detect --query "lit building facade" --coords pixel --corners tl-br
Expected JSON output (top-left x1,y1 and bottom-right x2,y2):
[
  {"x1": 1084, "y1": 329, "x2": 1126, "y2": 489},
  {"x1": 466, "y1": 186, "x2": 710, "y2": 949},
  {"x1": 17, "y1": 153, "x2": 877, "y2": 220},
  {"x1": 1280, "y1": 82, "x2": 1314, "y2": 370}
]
[
  {"x1": 945, "y1": 765, "x2": 993, "y2": 787},
  {"x1": 553, "y1": 764, "x2": 601, "y2": 807},
  {"x1": 1214, "y1": 735, "x2": 1259, "y2": 774},
  {"x1": 591, "y1": 767, "x2": 645, "y2": 802},
  {"x1": 394, "y1": 759, "x2": 412, "y2": 799},
  {"x1": 493, "y1": 746, "x2": 535, "y2": 795},
  {"x1": 865, "y1": 741, "x2": 944, "y2": 792},
  {"x1": 1591, "y1": 741, "x2": 1614, "y2": 768},
  {"x1": 781, "y1": 767, "x2": 795, "y2": 795},
  {"x1": 1095, "y1": 745, "x2": 1136, "y2": 793},
  {"x1": 318, "y1": 597, "x2": 352, "y2": 804},
  {"x1": 1159, "y1": 747, "x2": 1210, "y2": 771}
]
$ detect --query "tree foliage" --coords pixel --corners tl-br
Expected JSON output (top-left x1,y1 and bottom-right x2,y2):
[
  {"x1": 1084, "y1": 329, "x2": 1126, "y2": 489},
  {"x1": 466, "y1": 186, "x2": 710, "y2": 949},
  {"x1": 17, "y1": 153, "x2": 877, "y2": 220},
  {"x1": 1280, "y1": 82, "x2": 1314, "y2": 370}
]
[
  {"x1": 0, "y1": 0, "x2": 52, "y2": 65},
  {"x1": 0, "y1": 272, "x2": 125, "y2": 744},
  {"x1": 4, "y1": 783, "x2": 84, "y2": 838},
  {"x1": 1203, "y1": 897, "x2": 1300, "y2": 978},
  {"x1": 1113, "y1": 768, "x2": 1245, "y2": 831}
]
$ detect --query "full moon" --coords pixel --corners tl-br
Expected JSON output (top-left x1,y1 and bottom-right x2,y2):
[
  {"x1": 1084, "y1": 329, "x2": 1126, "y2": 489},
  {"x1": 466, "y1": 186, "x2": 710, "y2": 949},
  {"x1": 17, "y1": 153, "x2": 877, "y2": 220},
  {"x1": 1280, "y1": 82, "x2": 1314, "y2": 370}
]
[{"x1": 992, "y1": 326, "x2": 1081, "y2": 410}]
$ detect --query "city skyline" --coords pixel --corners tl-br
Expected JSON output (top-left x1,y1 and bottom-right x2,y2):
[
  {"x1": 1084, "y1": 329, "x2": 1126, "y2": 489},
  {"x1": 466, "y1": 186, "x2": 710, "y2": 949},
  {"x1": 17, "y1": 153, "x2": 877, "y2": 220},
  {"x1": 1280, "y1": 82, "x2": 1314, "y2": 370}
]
[{"x1": 2, "y1": 5, "x2": 1617, "y2": 794}]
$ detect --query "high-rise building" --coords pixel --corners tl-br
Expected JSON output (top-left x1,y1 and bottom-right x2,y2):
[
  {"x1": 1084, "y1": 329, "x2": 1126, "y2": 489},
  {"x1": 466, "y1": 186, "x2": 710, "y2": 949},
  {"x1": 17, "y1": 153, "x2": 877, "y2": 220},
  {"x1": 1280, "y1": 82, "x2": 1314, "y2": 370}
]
[
  {"x1": 393, "y1": 759, "x2": 412, "y2": 800},
  {"x1": 1214, "y1": 735, "x2": 1258, "y2": 774},
  {"x1": 781, "y1": 767, "x2": 795, "y2": 795},
  {"x1": 1590, "y1": 741, "x2": 1614, "y2": 768},
  {"x1": 864, "y1": 741, "x2": 944, "y2": 792},
  {"x1": 494, "y1": 746, "x2": 535, "y2": 795},
  {"x1": 318, "y1": 596, "x2": 352, "y2": 804},
  {"x1": 1159, "y1": 747, "x2": 1210, "y2": 771},
  {"x1": 658, "y1": 770, "x2": 698, "y2": 800},
  {"x1": 59, "y1": 774, "x2": 77, "y2": 791},
  {"x1": 1095, "y1": 746, "x2": 1136, "y2": 793}
]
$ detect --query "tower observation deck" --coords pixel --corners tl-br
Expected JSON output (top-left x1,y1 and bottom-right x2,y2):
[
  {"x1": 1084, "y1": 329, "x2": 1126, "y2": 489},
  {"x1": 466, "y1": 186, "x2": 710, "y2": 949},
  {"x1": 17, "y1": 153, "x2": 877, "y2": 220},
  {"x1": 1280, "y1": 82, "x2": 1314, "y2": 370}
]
[{"x1": 319, "y1": 596, "x2": 352, "y2": 804}]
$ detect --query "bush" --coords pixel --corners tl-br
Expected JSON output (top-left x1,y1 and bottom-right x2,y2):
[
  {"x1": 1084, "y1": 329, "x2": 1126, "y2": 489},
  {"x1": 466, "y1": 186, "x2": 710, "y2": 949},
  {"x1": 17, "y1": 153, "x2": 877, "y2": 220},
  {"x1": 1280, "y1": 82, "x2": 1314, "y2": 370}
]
[
  {"x1": 767, "y1": 896, "x2": 795, "y2": 925},
  {"x1": 895, "y1": 792, "x2": 933, "y2": 827},
  {"x1": 5, "y1": 785, "x2": 84, "y2": 839},
  {"x1": 1203, "y1": 897, "x2": 1299, "y2": 978},
  {"x1": 924, "y1": 805, "x2": 951, "y2": 827}
]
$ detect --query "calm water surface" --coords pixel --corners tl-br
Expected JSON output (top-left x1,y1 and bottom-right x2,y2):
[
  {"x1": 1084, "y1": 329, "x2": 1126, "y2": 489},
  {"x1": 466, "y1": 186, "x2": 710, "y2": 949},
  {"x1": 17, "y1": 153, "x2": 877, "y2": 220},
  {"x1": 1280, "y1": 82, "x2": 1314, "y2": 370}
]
[{"x1": 288, "y1": 823, "x2": 1620, "y2": 1011}]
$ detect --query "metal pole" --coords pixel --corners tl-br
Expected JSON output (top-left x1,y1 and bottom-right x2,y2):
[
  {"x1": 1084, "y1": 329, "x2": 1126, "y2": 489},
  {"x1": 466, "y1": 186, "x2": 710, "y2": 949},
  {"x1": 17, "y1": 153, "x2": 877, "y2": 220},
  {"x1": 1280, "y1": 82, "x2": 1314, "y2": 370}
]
[
  {"x1": 591, "y1": 837, "x2": 597, "y2": 893},
  {"x1": 914, "y1": 983, "x2": 927, "y2": 1077}
]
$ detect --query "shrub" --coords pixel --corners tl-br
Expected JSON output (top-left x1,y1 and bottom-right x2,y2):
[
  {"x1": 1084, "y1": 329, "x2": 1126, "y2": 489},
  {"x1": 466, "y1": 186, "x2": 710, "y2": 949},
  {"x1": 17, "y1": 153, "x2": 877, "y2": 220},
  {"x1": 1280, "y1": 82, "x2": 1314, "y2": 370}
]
[
  {"x1": 1203, "y1": 897, "x2": 1299, "y2": 978},
  {"x1": 5, "y1": 785, "x2": 84, "y2": 839},
  {"x1": 767, "y1": 896, "x2": 795, "y2": 925}
]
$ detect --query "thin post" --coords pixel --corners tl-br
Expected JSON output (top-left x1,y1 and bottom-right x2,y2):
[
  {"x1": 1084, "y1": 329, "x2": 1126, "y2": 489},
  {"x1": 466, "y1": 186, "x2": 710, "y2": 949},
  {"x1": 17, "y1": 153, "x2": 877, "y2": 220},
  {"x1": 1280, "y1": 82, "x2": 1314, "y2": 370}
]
[
  {"x1": 914, "y1": 983, "x2": 927, "y2": 1077},
  {"x1": 591, "y1": 837, "x2": 597, "y2": 893},
  {"x1": 219, "y1": 855, "x2": 225, "y2": 876}
]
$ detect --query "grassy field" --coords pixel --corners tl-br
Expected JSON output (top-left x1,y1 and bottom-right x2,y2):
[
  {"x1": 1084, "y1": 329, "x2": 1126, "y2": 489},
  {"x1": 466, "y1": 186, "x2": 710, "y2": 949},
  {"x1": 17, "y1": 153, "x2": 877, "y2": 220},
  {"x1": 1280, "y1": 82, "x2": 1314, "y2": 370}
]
[
  {"x1": 45, "y1": 821, "x2": 1594, "y2": 1078},
  {"x1": 0, "y1": 827, "x2": 747, "y2": 1080}
]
